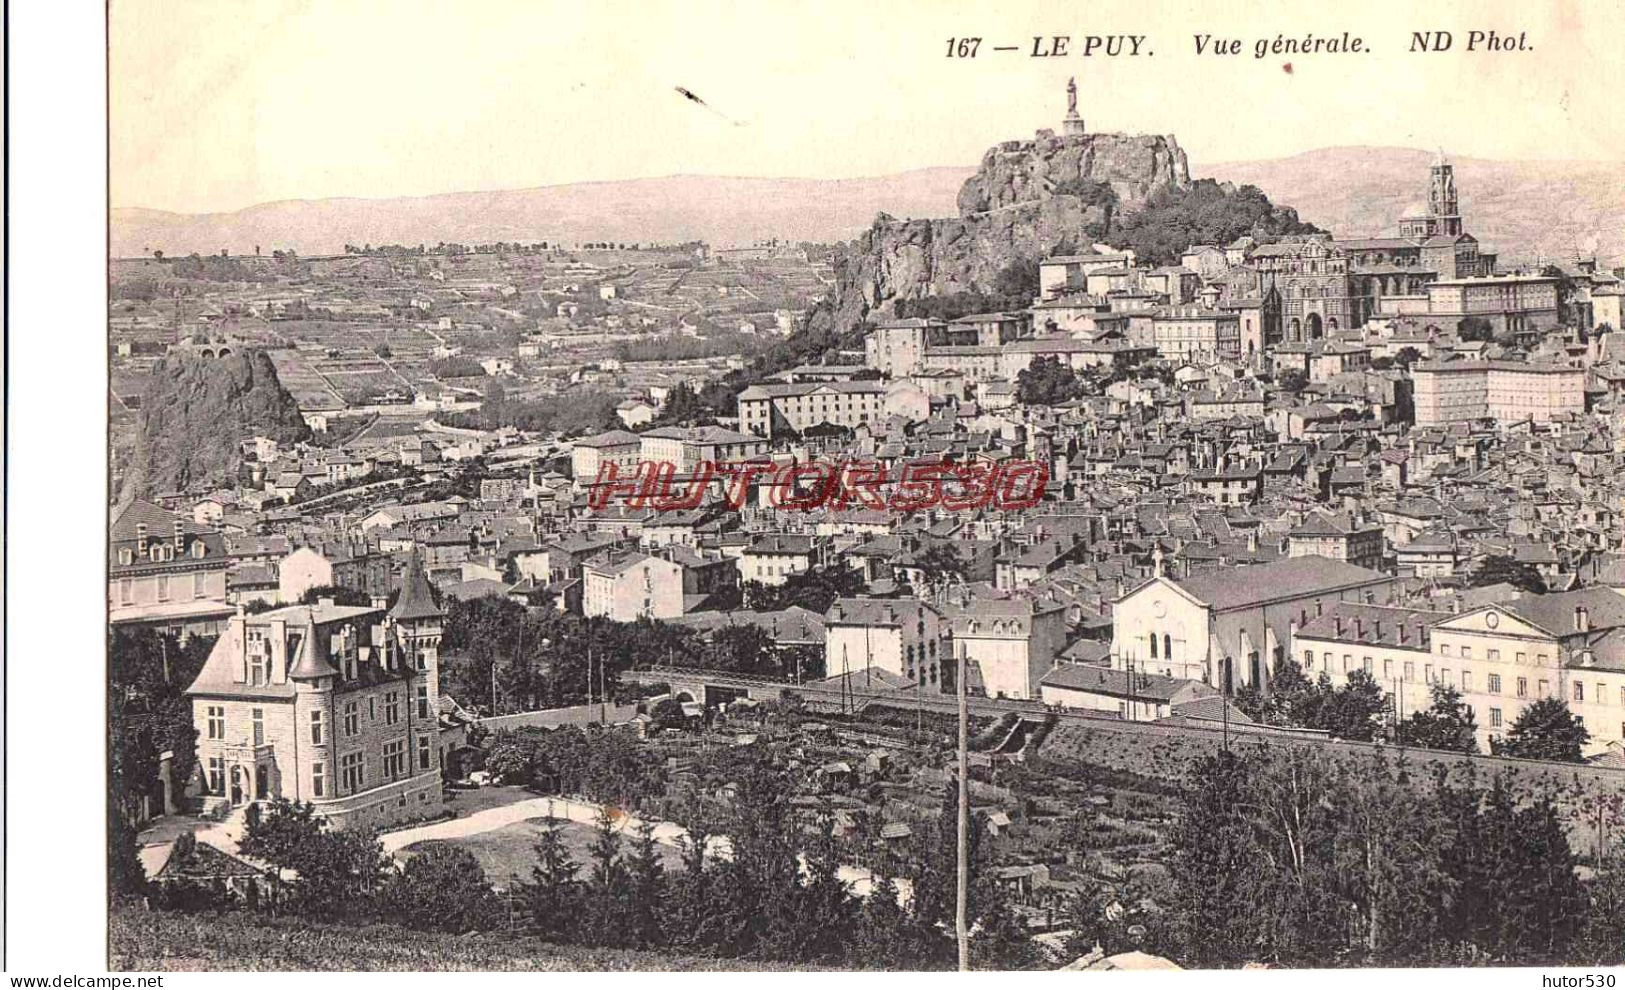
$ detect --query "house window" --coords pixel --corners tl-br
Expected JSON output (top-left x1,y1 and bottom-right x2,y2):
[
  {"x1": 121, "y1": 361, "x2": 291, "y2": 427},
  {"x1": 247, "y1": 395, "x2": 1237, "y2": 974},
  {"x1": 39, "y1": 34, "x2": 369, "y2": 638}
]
[
  {"x1": 344, "y1": 701, "x2": 359, "y2": 736},
  {"x1": 1149, "y1": 633, "x2": 1158, "y2": 659},
  {"x1": 1487, "y1": 649, "x2": 1500, "y2": 662},
  {"x1": 340, "y1": 751, "x2": 364, "y2": 793},
  {"x1": 249, "y1": 650, "x2": 269, "y2": 686},
  {"x1": 1538, "y1": 680, "x2": 1550, "y2": 699},
  {"x1": 1440, "y1": 644, "x2": 1451, "y2": 657},
  {"x1": 1303, "y1": 650, "x2": 1313, "y2": 666},
  {"x1": 208, "y1": 757, "x2": 225, "y2": 795},
  {"x1": 417, "y1": 735, "x2": 432, "y2": 771},
  {"x1": 193, "y1": 573, "x2": 206, "y2": 599},
  {"x1": 312, "y1": 762, "x2": 326, "y2": 798},
  {"x1": 1517, "y1": 677, "x2": 1528, "y2": 698},
  {"x1": 1363, "y1": 657, "x2": 1373, "y2": 674},
  {"x1": 1488, "y1": 674, "x2": 1501, "y2": 694},
  {"x1": 369, "y1": 697, "x2": 377, "y2": 721},
  {"x1": 310, "y1": 710, "x2": 324, "y2": 745},
  {"x1": 417, "y1": 685, "x2": 430, "y2": 720},
  {"x1": 1516, "y1": 652, "x2": 1526, "y2": 665},
  {"x1": 1462, "y1": 672, "x2": 1473, "y2": 693},
  {"x1": 1574, "y1": 682, "x2": 1584, "y2": 703},
  {"x1": 206, "y1": 706, "x2": 225, "y2": 740},
  {"x1": 384, "y1": 692, "x2": 400, "y2": 726},
  {"x1": 118, "y1": 578, "x2": 133, "y2": 604},
  {"x1": 252, "y1": 708, "x2": 265, "y2": 746},
  {"x1": 1490, "y1": 708, "x2": 1502, "y2": 728},
  {"x1": 1425, "y1": 664, "x2": 1434, "y2": 683},
  {"x1": 1343, "y1": 655, "x2": 1352, "y2": 673},
  {"x1": 156, "y1": 575, "x2": 170, "y2": 602},
  {"x1": 383, "y1": 739, "x2": 407, "y2": 780}
]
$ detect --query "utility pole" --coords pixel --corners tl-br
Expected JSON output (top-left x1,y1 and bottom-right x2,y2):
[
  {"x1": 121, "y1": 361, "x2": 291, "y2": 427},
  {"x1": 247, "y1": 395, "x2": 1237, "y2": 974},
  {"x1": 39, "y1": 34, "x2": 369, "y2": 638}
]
[{"x1": 956, "y1": 639, "x2": 970, "y2": 973}]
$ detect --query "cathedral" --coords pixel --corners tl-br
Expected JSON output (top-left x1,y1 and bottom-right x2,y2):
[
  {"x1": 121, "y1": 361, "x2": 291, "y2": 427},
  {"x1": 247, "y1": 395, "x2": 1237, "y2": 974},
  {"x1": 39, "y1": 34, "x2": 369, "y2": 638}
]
[{"x1": 1255, "y1": 152, "x2": 1497, "y2": 340}]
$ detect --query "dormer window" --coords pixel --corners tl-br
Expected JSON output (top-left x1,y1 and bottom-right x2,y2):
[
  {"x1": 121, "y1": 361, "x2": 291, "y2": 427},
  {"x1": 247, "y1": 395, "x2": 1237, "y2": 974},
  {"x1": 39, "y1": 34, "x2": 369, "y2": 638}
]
[
  {"x1": 192, "y1": 542, "x2": 205, "y2": 559},
  {"x1": 119, "y1": 548, "x2": 133, "y2": 565}
]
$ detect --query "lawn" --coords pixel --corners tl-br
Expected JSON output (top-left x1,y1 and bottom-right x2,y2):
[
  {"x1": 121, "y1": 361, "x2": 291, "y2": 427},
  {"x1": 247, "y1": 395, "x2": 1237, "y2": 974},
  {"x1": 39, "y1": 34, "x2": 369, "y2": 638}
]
[
  {"x1": 400, "y1": 815, "x2": 685, "y2": 888},
  {"x1": 110, "y1": 902, "x2": 802, "y2": 971}
]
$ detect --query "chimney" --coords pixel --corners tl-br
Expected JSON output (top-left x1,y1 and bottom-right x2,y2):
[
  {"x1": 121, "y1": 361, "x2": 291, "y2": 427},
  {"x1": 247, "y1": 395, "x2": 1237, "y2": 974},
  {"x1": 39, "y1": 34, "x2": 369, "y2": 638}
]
[
  {"x1": 1334, "y1": 616, "x2": 1344, "y2": 636},
  {"x1": 318, "y1": 596, "x2": 336, "y2": 610},
  {"x1": 371, "y1": 596, "x2": 388, "y2": 611},
  {"x1": 1581, "y1": 649, "x2": 1596, "y2": 667},
  {"x1": 1315, "y1": 599, "x2": 1324, "y2": 617},
  {"x1": 1374, "y1": 619, "x2": 1384, "y2": 639},
  {"x1": 174, "y1": 519, "x2": 185, "y2": 549},
  {"x1": 136, "y1": 523, "x2": 149, "y2": 552},
  {"x1": 1398, "y1": 623, "x2": 1408, "y2": 644},
  {"x1": 1576, "y1": 606, "x2": 1590, "y2": 633}
]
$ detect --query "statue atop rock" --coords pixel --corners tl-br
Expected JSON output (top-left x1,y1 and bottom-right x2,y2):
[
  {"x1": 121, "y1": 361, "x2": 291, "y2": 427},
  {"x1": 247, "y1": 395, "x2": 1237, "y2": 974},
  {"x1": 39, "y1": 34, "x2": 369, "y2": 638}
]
[{"x1": 1062, "y1": 77, "x2": 1086, "y2": 136}]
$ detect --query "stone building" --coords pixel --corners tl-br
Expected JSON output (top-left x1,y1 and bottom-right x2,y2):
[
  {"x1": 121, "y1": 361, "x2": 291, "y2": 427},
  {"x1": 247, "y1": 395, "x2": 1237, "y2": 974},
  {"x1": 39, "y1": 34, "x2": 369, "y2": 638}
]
[{"x1": 186, "y1": 556, "x2": 445, "y2": 828}]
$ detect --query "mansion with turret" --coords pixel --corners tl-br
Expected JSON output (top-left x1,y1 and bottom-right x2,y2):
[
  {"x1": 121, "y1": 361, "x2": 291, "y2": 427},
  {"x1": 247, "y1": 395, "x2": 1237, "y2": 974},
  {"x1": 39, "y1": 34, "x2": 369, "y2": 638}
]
[{"x1": 185, "y1": 555, "x2": 445, "y2": 829}]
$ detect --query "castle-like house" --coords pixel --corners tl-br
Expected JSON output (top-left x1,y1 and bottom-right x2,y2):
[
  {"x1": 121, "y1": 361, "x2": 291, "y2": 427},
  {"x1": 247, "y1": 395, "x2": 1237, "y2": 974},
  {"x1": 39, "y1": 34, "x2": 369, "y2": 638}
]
[{"x1": 185, "y1": 556, "x2": 445, "y2": 828}]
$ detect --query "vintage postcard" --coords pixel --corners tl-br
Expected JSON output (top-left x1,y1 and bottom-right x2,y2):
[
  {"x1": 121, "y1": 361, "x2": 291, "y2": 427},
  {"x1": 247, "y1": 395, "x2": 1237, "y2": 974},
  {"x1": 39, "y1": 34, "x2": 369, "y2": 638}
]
[{"x1": 78, "y1": 0, "x2": 1625, "y2": 975}]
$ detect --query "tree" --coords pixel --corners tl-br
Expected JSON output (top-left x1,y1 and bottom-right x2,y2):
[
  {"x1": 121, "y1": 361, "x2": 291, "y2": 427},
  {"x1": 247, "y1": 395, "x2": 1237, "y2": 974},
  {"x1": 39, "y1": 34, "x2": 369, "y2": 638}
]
[
  {"x1": 1457, "y1": 316, "x2": 1494, "y2": 342},
  {"x1": 1016, "y1": 355, "x2": 1083, "y2": 406},
  {"x1": 1394, "y1": 346, "x2": 1422, "y2": 369},
  {"x1": 1315, "y1": 670, "x2": 1387, "y2": 741},
  {"x1": 526, "y1": 821, "x2": 583, "y2": 941},
  {"x1": 584, "y1": 807, "x2": 631, "y2": 946},
  {"x1": 1396, "y1": 683, "x2": 1478, "y2": 753},
  {"x1": 1277, "y1": 369, "x2": 1309, "y2": 393},
  {"x1": 378, "y1": 845, "x2": 502, "y2": 933},
  {"x1": 1492, "y1": 698, "x2": 1589, "y2": 763},
  {"x1": 623, "y1": 820, "x2": 668, "y2": 949},
  {"x1": 1467, "y1": 554, "x2": 1546, "y2": 593}
]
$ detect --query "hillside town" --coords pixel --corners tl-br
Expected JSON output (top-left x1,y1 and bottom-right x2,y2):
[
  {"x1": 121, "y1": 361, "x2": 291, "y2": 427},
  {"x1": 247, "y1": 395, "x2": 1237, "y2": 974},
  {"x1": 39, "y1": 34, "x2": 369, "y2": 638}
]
[{"x1": 108, "y1": 87, "x2": 1625, "y2": 971}]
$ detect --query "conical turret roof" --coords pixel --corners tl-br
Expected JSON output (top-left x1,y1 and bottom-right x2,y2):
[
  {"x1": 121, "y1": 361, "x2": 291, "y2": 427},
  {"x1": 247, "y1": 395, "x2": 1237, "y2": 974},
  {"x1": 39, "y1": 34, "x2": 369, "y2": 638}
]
[{"x1": 390, "y1": 549, "x2": 443, "y2": 622}]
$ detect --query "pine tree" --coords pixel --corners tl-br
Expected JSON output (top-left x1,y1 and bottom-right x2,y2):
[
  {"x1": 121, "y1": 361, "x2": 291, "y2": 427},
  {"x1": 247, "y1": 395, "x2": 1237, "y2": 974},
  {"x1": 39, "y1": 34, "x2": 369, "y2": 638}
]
[
  {"x1": 527, "y1": 821, "x2": 582, "y2": 942},
  {"x1": 585, "y1": 806, "x2": 630, "y2": 946},
  {"x1": 624, "y1": 819, "x2": 668, "y2": 949}
]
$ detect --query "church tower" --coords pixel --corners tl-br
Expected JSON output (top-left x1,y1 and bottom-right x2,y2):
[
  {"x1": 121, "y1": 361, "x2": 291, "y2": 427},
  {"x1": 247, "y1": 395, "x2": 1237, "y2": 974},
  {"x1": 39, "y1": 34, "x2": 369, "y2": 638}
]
[
  {"x1": 1062, "y1": 77, "x2": 1086, "y2": 137},
  {"x1": 1428, "y1": 150, "x2": 1462, "y2": 237}
]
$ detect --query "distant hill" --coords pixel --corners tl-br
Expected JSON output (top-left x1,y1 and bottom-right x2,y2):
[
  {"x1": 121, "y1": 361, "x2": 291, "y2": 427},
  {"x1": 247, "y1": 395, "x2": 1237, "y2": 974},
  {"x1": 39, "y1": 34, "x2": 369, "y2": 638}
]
[
  {"x1": 110, "y1": 169, "x2": 975, "y2": 257},
  {"x1": 114, "y1": 148, "x2": 1625, "y2": 266},
  {"x1": 1200, "y1": 146, "x2": 1625, "y2": 267}
]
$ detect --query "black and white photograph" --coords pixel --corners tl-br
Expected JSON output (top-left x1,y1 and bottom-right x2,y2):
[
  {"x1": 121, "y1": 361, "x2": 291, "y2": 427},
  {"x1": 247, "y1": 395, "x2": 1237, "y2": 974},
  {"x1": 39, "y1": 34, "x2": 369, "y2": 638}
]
[{"x1": 8, "y1": 0, "x2": 1625, "y2": 978}]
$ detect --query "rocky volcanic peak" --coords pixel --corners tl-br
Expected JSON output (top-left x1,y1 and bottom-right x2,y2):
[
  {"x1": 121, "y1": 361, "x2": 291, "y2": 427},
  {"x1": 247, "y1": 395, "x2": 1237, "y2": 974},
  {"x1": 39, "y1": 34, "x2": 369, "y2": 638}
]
[
  {"x1": 822, "y1": 130, "x2": 1191, "y2": 332},
  {"x1": 956, "y1": 130, "x2": 1190, "y2": 217},
  {"x1": 127, "y1": 349, "x2": 311, "y2": 499}
]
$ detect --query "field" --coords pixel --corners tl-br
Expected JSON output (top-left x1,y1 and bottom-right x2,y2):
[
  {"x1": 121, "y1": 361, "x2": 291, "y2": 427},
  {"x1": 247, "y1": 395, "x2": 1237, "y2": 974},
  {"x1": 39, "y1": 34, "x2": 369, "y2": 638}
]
[{"x1": 110, "y1": 902, "x2": 806, "y2": 971}]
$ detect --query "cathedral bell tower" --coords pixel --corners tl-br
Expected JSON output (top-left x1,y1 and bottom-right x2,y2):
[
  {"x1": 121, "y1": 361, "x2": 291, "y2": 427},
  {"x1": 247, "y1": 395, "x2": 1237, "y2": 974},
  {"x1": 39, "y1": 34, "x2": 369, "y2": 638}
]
[{"x1": 1428, "y1": 150, "x2": 1462, "y2": 237}]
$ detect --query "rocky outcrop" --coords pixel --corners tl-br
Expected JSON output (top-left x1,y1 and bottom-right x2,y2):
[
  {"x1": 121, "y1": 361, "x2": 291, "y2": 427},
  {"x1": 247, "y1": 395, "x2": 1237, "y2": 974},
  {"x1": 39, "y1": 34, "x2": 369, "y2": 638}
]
[
  {"x1": 127, "y1": 349, "x2": 310, "y2": 498},
  {"x1": 956, "y1": 130, "x2": 1189, "y2": 216},
  {"x1": 825, "y1": 130, "x2": 1190, "y2": 330}
]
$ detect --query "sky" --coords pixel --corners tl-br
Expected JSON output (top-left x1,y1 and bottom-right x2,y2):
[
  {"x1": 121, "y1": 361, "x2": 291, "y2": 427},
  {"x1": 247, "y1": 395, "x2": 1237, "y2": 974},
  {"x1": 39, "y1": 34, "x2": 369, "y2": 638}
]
[{"x1": 112, "y1": 0, "x2": 1625, "y2": 215}]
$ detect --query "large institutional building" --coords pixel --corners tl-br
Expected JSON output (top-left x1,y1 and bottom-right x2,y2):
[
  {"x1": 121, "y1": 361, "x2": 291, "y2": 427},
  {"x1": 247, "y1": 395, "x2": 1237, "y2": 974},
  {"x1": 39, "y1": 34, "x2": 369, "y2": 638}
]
[
  {"x1": 1294, "y1": 590, "x2": 1625, "y2": 753},
  {"x1": 1412, "y1": 359, "x2": 1585, "y2": 426},
  {"x1": 186, "y1": 556, "x2": 446, "y2": 828}
]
